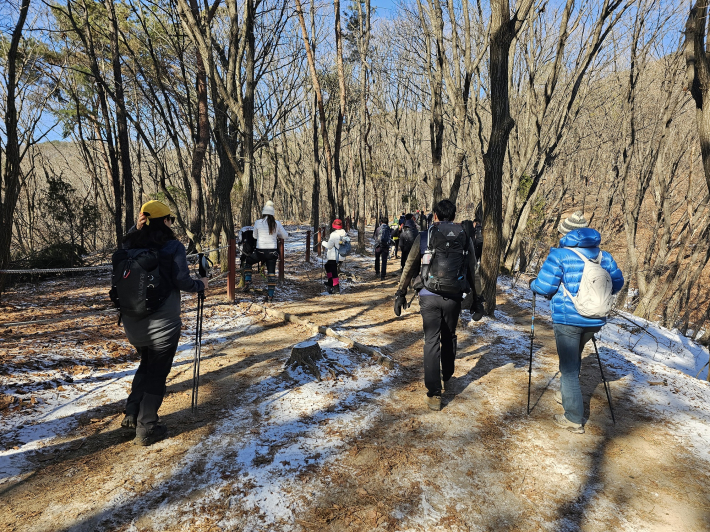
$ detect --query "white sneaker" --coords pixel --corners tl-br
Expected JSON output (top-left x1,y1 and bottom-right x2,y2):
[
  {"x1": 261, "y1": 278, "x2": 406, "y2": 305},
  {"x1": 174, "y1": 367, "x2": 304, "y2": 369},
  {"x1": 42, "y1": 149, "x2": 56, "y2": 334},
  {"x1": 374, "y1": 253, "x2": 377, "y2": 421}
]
[{"x1": 553, "y1": 414, "x2": 584, "y2": 434}]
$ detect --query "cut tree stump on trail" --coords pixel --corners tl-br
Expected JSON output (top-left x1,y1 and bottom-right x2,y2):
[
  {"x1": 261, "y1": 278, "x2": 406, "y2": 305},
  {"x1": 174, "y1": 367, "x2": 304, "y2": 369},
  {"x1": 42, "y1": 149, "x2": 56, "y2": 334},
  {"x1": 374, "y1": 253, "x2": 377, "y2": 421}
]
[
  {"x1": 287, "y1": 340, "x2": 324, "y2": 380},
  {"x1": 254, "y1": 303, "x2": 395, "y2": 370}
]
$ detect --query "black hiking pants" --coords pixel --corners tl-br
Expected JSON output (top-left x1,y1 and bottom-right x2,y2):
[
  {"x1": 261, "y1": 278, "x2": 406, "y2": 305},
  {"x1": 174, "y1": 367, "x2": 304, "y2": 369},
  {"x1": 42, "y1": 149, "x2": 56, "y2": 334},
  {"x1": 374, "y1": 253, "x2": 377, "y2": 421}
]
[
  {"x1": 125, "y1": 329, "x2": 181, "y2": 417},
  {"x1": 400, "y1": 246, "x2": 411, "y2": 270},
  {"x1": 420, "y1": 295, "x2": 461, "y2": 397},
  {"x1": 375, "y1": 246, "x2": 389, "y2": 279}
]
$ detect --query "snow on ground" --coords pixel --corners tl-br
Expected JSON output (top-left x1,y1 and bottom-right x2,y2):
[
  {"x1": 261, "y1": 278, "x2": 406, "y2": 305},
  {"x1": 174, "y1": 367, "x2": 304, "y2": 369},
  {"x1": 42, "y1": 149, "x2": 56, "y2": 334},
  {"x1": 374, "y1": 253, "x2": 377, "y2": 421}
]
[
  {"x1": 95, "y1": 335, "x2": 393, "y2": 530},
  {"x1": 0, "y1": 300, "x2": 253, "y2": 481},
  {"x1": 5, "y1": 228, "x2": 710, "y2": 529},
  {"x1": 499, "y1": 275, "x2": 710, "y2": 460},
  {"x1": 0, "y1": 224, "x2": 372, "y2": 483}
]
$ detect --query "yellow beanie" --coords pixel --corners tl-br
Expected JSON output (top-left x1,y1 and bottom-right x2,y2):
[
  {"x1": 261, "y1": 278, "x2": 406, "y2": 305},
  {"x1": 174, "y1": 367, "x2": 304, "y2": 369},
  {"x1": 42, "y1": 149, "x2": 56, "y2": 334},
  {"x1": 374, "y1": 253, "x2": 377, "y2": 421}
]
[{"x1": 140, "y1": 200, "x2": 172, "y2": 225}]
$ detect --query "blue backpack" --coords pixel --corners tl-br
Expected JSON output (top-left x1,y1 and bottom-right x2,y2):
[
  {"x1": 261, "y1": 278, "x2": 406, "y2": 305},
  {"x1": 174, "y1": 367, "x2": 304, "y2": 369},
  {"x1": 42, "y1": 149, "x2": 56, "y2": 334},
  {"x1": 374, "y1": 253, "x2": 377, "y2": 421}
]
[{"x1": 337, "y1": 235, "x2": 352, "y2": 257}]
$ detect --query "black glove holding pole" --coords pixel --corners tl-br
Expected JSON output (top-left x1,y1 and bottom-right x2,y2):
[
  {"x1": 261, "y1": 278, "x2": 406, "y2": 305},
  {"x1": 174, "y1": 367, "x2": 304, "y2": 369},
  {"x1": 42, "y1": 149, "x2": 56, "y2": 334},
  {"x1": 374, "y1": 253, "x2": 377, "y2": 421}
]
[
  {"x1": 394, "y1": 289, "x2": 408, "y2": 317},
  {"x1": 471, "y1": 295, "x2": 485, "y2": 322},
  {"x1": 197, "y1": 253, "x2": 211, "y2": 292}
]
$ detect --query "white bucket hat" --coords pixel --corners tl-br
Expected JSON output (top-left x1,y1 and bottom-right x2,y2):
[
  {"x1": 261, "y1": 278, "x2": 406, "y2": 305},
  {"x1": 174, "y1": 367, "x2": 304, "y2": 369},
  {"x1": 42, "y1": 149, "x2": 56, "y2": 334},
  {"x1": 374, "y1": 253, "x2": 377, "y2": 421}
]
[{"x1": 262, "y1": 200, "x2": 275, "y2": 216}]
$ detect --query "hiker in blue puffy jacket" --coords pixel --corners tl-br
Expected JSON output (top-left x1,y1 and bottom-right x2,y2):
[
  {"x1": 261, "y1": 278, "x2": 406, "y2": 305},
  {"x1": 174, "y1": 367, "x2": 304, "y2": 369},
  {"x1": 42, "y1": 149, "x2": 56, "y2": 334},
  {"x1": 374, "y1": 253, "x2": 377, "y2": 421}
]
[{"x1": 530, "y1": 211, "x2": 623, "y2": 434}]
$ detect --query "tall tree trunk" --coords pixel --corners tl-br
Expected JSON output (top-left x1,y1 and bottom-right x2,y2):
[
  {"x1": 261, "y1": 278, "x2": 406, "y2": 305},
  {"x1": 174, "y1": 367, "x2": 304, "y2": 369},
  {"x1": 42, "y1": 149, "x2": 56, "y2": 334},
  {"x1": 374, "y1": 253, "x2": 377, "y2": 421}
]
[
  {"x1": 0, "y1": 0, "x2": 31, "y2": 296},
  {"x1": 311, "y1": 93, "x2": 320, "y2": 237},
  {"x1": 294, "y1": 0, "x2": 336, "y2": 224},
  {"x1": 333, "y1": 0, "x2": 347, "y2": 220},
  {"x1": 481, "y1": 0, "x2": 533, "y2": 314},
  {"x1": 686, "y1": 2, "x2": 710, "y2": 194},
  {"x1": 185, "y1": 0, "x2": 209, "y2": 250},
  {"x1": 356, "y1": 0, "x2": 371, "y2": 252},
  {"x1": 481, "y1": 1, "x2": 515, "y2": 314},
  {"x1": 240, "y1": 0, "x2": 256, "y2": 228},
  {"x1": 67, "y1": 0, "x2": 123, "y2": 246},
  {"x1": 430, "y1": 40, "x2": 444, "y2": 208},
  {"x1": 310, "y1": 7, "x2": 320, "y2": 238},
  {"x1": 104, "y1": 0, "x2": 134, "y2": 231}
]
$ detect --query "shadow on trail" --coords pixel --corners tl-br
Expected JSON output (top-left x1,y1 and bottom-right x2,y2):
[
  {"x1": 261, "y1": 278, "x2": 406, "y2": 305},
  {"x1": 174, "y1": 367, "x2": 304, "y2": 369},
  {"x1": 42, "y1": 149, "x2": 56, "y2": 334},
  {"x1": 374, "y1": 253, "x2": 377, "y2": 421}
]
[
  {"x1": 0, "y1": 321, "x2": 298, "y2": 488},
  {"x1": 44, "y1": 346, "x2": 398, "y2": 531}
]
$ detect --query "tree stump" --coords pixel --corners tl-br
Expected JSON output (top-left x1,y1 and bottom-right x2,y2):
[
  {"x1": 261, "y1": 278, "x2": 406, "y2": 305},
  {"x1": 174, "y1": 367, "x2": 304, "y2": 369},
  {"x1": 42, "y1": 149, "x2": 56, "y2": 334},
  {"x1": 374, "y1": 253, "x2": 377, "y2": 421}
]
[{"x1": 287, "y1": 340, "x2": 323, "y2": 380}]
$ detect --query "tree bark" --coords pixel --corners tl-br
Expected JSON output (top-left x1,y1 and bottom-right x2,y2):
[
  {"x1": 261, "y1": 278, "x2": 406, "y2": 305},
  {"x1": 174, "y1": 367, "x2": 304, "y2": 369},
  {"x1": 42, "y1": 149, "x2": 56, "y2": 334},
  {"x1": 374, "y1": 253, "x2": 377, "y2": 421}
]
[
  {"x1": 0, "y1": 0, "x2": 31, "y2": 295},
  {"x1": 686, "y1": 2, "x2": 710, "y2": 192},
  {"x1": 481, "y1": 0, "x2": 516, "y2": 315},
  {"x1": 356, "y1": 0, "x2": 371, "y2": 253},
  {"x1": 185, "y1": 0, "x2": 209, "y2": 250},
  {"x1": 294, "y1": 0, "x2": 336, "y2": 224},
  {"x1": 104, "y1": 0, "x2": 134, "y2": 232},
  {"x1": 333, "y1": 0, "x2": 347, "y2": 220}
]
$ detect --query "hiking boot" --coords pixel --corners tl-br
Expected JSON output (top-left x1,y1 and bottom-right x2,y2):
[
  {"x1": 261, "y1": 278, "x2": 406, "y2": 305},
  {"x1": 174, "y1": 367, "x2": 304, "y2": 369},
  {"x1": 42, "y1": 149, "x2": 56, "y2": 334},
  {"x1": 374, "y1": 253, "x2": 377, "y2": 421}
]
[
  {"x1": 554, "y1": 390, "x2": 562, "y2": 405},
  {"x1": 133, "y1": 424, "x2": 168, "y2": 446},
  {"x1": 426, "y1": 395, "x2": 441, "y2": 411},
  {"x1": 334, "y1": 284, "x2": 340, "y2": 295},
  {"x1": 121, "y1": 414, "x2": 137, "y2": 430},
  {"x1": 553, "y1": 414, "x2": 584, "y2": 434},
  {"x1": 242, "y1": 282, "x2": 251, "y2": 293},
  {"x1": 327, "y1": 285, "x2": 333, "y2": 294}
]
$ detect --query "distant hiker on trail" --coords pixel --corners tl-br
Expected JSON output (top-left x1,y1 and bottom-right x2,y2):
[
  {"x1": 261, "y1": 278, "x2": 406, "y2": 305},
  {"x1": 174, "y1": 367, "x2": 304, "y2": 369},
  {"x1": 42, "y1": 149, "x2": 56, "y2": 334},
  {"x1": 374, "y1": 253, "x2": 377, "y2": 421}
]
[
  {"x1": 323, "y1": 218, "x2": 348, "y2": 294},
  {"x1": 530, "y1": 211, "x2": 624, "y2": 434},
  {"x1": 114, "y1": 200, "x2": 207, "y2": 446},
  {"x1": 373, "y1": 217, "x2": 392, "y2": 281},
  {"x1": 472, "y1": 218, "x2": 483, "y2": 263},
  {"x1": 237, "y1": 225, "x2": 257, "y2": 291},
  {"x1": 398, "y1": 212, "x2": 406, "y2": 225},
  {"x1": 419, "y1": 209, "x2": 428, "y2": 231},
  {"x1": 398, "y1": 214, "x2": 419, "y2": 270},
  {"x1": 390, "y1": 218, "x2": 401, "y2": 259},
  {"x1": 251, "y1": 200, "x2": 288, "y2": 303},
  {"x1": 393, "y1": 199, "x2": 483, "y2": 412}
]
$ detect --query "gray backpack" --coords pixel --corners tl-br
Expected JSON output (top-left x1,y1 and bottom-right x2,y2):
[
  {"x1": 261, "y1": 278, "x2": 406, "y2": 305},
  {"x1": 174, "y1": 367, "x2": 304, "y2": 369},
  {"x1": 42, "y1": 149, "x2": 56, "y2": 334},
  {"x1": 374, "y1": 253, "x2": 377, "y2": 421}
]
[{"x1": 561, "y1": 248, "x2": 614, "y2": 318}]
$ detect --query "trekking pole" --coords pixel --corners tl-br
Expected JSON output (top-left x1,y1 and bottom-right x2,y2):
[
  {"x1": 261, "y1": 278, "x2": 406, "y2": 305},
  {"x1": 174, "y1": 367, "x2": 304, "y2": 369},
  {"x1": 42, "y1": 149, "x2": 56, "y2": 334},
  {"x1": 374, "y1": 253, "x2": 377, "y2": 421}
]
[
  {"x1": 527, "y1": 292, "x2": 536, "y2": 415},
  {"x1": 191, "y1": 253, "x2": 208, "y2": 413},
  {"x1": 591, "y1": 336, "x2": 616, "y2": 424}
]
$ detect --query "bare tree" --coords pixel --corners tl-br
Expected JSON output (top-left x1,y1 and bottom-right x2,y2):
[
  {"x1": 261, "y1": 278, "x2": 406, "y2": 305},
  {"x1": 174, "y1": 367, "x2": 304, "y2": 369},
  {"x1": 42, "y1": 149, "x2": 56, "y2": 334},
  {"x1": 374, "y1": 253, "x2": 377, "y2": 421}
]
[{"x1": 480, "y1": 0, "x2": 534, "y2": 315}]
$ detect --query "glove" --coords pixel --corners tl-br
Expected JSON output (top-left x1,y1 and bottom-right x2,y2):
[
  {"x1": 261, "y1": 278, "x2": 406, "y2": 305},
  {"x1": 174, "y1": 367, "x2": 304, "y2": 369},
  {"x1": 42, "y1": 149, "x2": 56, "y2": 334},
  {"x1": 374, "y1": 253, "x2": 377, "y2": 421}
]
[
  {"x1": 472, "y1": 295, "x2": 485, "y2": 322},
  {"x1": 394, "y1": 290, "x2": 408, "y2": 317}
]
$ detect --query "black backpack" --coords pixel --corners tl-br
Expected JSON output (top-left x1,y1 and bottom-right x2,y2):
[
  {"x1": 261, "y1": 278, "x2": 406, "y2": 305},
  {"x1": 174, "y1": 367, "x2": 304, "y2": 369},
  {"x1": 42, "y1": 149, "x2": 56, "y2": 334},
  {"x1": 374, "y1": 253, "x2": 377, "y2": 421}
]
[
  {"x1": 239, "y1": 227, "x2": 257, "y2": 255},
  {"x1": 109, "y1": 248, "x2": 169, "y2": 318},
  {"x1": 419, "y1": 222, "x2": 470, "y2": 296},
  {"x1": 376, "y1": 224, "x2": 392, "y2": 246},
  {"x1": 474, "y1": 225, "x2": 483, "y2": 245},
  {"x1": 399, "y1": 224, "x2": 418, "y2": 251}
]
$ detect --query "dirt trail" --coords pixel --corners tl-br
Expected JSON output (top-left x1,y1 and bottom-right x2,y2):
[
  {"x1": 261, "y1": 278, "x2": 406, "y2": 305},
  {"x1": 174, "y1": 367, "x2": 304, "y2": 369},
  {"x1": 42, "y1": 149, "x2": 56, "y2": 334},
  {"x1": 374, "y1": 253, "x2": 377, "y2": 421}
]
[{"x1": 1, "y1": 255, "x2": 709, "y2": 531}]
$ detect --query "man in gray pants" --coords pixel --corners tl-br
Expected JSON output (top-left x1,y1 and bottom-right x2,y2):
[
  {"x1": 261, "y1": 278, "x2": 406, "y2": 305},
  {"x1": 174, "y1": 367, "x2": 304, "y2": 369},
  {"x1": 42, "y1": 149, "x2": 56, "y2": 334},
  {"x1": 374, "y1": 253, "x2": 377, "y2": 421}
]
[{"x1": 393, "y1": 199, "x2": 483, "y2": 411}]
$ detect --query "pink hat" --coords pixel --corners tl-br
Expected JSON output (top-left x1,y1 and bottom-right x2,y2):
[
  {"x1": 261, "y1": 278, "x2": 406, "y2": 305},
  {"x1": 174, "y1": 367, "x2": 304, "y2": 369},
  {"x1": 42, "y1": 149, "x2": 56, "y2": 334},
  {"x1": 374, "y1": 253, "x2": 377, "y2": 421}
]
[{"x1": 332, "y1": 219, "x2": 343, "y2": 229}]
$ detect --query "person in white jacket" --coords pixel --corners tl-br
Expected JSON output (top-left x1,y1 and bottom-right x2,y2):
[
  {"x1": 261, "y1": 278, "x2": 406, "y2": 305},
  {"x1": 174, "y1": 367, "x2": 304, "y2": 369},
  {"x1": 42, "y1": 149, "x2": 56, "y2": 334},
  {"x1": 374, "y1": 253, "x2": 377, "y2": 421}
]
[
  {"x1": 249, "y1": 200, "x2": 288, "y2": 302},
  {"x1": 322, "y1": 218, "x2": 347, "y2": 294}
]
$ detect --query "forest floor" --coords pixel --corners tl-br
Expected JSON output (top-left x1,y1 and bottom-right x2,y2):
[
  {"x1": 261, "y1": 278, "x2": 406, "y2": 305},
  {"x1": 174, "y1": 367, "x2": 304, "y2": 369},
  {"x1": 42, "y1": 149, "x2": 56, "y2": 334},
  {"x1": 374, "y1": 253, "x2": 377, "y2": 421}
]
[{"x1": 1, "y1": 227, "x2": 710, "y2": 531}]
